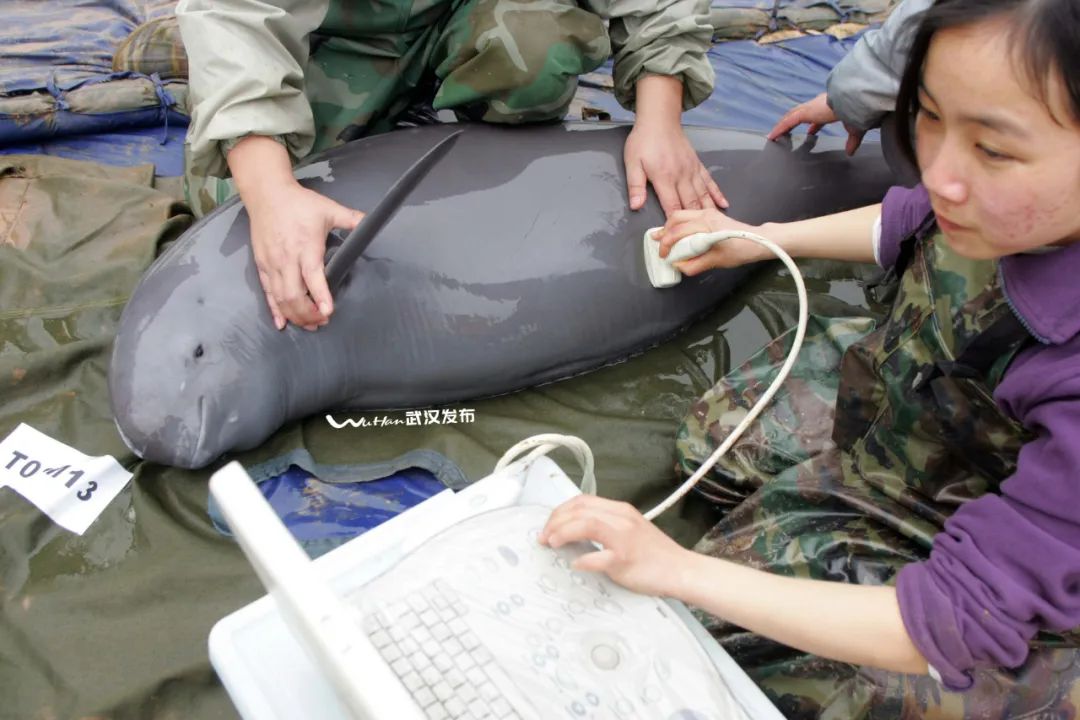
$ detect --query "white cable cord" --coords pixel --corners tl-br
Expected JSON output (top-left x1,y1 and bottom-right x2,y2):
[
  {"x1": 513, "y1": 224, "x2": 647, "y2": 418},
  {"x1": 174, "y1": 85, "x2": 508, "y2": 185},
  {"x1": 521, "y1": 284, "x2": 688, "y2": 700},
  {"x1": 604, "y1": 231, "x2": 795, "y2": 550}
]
[
  {"x1": 494, "y1": 434, "x2": 597, "y2": 495},
  {"x1": 642, "y1": 230, "x2": 807, "y2": 519},
  {"x1": 493, "y1": 229, "x2": 807, "y2": 521}
]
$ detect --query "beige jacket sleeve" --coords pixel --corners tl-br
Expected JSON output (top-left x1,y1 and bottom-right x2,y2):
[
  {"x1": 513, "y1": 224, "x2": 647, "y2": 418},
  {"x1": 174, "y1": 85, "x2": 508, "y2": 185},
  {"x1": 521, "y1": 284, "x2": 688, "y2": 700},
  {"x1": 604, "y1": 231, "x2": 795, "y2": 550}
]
[
  {"x1": 582, "y1": 0, "x2": 715, "y2": 111},
  {"x1": 176, "y1": 0, "x2": 328, "y2": 179}
]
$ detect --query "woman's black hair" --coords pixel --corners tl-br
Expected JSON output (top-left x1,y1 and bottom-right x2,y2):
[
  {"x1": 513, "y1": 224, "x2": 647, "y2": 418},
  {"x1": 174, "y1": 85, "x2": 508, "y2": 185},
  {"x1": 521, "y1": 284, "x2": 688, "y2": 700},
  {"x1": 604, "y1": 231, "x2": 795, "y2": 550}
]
[{"x1": 895, "y1": 0, "x2": 1080, "y2": 166}]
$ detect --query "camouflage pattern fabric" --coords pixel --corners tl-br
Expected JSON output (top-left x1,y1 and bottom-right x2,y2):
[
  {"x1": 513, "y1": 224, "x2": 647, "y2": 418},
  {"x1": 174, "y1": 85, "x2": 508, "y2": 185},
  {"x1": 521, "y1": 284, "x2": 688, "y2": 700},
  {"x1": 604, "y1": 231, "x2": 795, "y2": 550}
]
[
  {"x1": 112, "y1": 15, "x2": 189, "y2": 80},
  {"x1": 676, "y1": 231, "x2": 1080, "y2": 718},
  {"x1": 186, "y1": 0, "x2": 609, "y2": 215}
]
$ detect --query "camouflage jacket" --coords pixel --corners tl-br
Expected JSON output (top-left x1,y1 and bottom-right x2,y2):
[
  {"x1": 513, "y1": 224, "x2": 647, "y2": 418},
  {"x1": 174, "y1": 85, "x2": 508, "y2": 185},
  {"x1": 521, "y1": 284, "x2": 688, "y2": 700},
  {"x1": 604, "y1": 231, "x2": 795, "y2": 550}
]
[{"x1": 176, "y1": 0, "x2": 713, "y2": 179}]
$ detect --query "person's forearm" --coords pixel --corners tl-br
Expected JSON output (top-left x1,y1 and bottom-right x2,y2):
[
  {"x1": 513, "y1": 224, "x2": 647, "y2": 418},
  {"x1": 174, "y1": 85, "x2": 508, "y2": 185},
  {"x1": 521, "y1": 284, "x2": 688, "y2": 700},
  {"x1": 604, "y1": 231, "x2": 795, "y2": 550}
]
[
  {"x1": 758, "y1": 203, "x2": 880, "y2": 264},
  {"x1": 178, "y1": 0, "x2": 328, "y2": 175},
  {"x1": 227, "y1": 136, "x2": 298, "y2": 203},
  {"x1": 633, "y1": 75, "x2": 684, "y2": 129},
  {"x1": 669, "y1": 550, "x2": 928, "y2": 675}
]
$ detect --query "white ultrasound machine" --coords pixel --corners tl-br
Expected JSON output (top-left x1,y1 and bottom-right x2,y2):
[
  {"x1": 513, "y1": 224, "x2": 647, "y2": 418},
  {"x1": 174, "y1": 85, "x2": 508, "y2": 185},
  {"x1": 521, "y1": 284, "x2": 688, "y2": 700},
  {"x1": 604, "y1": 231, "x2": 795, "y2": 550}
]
[{"x1": 208, "y1": 449, "x2": 786, "y2": 720}]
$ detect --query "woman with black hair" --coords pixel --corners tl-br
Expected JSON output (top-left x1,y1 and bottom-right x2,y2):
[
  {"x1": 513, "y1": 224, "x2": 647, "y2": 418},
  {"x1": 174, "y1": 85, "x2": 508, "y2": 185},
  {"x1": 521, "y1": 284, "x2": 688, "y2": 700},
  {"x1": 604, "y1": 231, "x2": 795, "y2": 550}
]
[{"x1": 542, "y1": 0, "x2": 1080, "y2": 715}]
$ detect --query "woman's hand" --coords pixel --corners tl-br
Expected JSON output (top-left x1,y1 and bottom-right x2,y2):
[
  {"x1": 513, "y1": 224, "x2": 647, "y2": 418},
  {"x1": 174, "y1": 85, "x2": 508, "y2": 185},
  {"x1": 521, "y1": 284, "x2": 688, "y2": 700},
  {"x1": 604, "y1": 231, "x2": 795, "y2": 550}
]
[
  {"x1": 542, "y1": 498, "x2": 928, "y2": 677},
  {"x1": 539, "y1": 495, "x2": 693, "y2": 598},
  {"x1": 652, "y1": 209, "x2": 769, "y2": 275}
]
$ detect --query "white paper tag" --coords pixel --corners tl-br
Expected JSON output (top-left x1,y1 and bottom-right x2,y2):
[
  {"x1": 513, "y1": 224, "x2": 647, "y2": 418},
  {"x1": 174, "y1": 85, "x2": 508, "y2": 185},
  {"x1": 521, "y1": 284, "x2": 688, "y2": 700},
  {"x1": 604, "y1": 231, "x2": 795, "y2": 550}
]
[{"x1": 0, "y1": 423, "x2": 133, "y2": 535}]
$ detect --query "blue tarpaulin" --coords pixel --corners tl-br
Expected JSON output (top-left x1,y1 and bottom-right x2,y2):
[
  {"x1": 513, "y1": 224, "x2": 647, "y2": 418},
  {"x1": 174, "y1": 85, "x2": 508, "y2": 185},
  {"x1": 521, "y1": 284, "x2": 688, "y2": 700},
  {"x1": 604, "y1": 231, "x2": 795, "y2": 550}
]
[
  {"x1": 1, "y1": 0, "x2": 187, "y2": 166},
  {"x1": 0, "y1": 121, "x2": 188, "y2": 175},
  {"x1": 240, "y1": 466, "x2": 446, "y2": 556},
  {"x1": 585, "y1": 33, "x2": 878, "y2": 142},
  {"x1": 0, "y1": 0, "x2": 176, "y2": 93}
]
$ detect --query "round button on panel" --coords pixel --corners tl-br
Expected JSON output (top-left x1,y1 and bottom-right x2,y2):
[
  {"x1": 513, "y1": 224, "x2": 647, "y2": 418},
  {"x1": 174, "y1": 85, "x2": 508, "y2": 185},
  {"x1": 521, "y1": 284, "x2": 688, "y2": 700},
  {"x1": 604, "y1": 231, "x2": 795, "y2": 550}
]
[{"x1": 590, "y1": 643, "x2": 621, "y2": 670}]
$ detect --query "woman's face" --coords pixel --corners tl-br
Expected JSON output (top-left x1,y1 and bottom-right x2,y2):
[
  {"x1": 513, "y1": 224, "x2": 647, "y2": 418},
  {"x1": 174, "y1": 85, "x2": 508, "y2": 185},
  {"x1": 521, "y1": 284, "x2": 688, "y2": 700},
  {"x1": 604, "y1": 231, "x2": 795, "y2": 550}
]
[{"x1": 915, "y1": 17, "x2": 1080, "y2": 259}]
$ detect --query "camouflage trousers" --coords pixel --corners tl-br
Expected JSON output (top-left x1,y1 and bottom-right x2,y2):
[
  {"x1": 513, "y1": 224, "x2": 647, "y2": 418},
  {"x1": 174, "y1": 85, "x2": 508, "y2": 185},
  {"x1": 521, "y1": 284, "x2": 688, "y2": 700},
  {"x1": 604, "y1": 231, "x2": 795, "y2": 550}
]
[
  {"x1": 675, "y1": 315, "x2": 1080, "y2": 719},
  {"x1": 186, "y1": 0, "x2": 609, "y2": 216}
]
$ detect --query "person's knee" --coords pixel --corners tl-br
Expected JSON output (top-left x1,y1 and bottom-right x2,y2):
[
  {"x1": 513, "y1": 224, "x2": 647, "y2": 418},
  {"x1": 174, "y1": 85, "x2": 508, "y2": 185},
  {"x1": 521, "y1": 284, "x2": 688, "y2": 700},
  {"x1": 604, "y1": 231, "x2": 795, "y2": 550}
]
[{"x1": 442, "y1": 0, "x2": 610, "y2": 123}]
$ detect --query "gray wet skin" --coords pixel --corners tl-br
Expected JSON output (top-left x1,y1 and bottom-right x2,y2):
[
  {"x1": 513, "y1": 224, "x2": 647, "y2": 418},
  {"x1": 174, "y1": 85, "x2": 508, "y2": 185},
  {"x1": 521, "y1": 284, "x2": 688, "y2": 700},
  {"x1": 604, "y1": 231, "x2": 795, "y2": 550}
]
[{"x1": 108, "y1": 123, "x2": 895, "y2": 469}]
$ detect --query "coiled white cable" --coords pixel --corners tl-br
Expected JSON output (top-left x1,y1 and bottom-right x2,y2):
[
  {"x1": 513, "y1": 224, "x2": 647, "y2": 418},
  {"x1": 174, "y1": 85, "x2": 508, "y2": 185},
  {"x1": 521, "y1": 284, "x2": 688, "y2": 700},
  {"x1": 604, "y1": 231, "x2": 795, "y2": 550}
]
[
  {"x1": 494, "y1": 229, "x2": 807, "y2": 521},
  {"x1": 494, "y1": 433, "x2": 597, "y2": 495}
]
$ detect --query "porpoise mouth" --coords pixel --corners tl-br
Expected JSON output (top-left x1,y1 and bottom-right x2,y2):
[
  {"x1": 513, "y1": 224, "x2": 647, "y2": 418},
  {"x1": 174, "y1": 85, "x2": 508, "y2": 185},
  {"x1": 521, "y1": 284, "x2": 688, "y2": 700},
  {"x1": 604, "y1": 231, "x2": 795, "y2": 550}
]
[
  {"x1": 188, "y1": 395, "x2": 211, "y2": 469},
  {"x1": 165, "y1": 395, "x2": 214, "y2": 469}
]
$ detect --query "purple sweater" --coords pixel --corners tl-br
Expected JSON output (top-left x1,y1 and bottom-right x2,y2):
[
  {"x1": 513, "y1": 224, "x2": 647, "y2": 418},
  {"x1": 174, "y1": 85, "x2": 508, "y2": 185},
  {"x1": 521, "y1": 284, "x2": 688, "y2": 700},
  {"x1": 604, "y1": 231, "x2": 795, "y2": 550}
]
[{"x1": 876, "y1": 185, "x2": 1080, "y2": 690}]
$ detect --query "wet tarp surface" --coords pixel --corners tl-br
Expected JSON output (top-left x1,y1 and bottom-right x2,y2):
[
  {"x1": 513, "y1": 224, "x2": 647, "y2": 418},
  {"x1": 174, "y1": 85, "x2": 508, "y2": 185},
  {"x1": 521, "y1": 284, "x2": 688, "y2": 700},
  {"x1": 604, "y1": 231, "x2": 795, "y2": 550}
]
[
  {"x1": 248, "y1": 468, "x2": 446, "y2": 553},
  {"x1": 0, "y1": 124, "x2": 188, "y2": 177},
  {"x1": 578, "y1": 33, "x2": 878, "y2": 143}
]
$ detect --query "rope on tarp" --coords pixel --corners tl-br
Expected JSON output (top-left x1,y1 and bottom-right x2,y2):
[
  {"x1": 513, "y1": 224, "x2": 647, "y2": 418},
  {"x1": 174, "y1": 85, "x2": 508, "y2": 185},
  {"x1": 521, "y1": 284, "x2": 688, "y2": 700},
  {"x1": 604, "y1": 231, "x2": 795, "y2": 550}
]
[
  {"x1": 45, "y1": 73, "x2": 72, "y2": 112},
  {"x1": 0, "y1": 71, "x2": 188, "y2": 146},
  {"x1": 150, "y1": 73, "x2": 175, "y2": 144}
]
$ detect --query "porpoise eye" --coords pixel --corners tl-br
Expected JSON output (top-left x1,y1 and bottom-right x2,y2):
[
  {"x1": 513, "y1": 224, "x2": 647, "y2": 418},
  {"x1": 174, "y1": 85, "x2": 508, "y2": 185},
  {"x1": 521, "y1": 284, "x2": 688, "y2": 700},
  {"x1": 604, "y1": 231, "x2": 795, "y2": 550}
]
[{"x1": 193, "y1": 344, "x2": 205, "y2": 359}]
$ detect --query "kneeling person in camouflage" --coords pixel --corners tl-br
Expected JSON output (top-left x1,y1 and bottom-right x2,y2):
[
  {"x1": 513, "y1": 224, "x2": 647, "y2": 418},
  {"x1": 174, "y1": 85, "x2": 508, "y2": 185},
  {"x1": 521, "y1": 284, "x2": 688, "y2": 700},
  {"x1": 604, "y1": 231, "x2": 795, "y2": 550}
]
[{"x1": 178, "y1": 0, "x2": 722, "y2": 331}]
